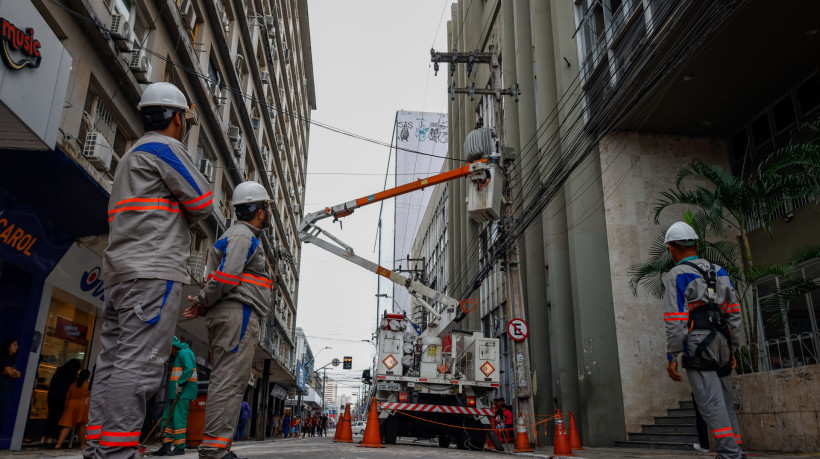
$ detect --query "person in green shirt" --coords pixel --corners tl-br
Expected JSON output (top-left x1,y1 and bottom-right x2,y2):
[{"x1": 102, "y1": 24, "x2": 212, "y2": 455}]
[{"x1": 154, "y1": 337, "x2": 198, "y2": 456}]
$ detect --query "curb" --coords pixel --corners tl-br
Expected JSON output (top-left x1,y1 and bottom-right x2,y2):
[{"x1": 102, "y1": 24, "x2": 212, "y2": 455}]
[{"x1": 513, "y1": 453, "x2": 586, "y2": 459}]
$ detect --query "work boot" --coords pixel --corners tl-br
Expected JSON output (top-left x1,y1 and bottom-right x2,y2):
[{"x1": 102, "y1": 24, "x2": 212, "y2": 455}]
[
  {"x1": 221, "y1": 452, "x2": 248, "y2": 459},
  {"x1": 167, "y1": 447, "x2": 185, "y2": 456},
  {"x1": 153, "y1": 443, "x2": 171, "y2": 456}
]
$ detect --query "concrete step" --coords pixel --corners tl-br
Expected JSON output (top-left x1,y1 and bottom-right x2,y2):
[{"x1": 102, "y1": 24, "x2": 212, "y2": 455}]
[
  {"x1": 614, "y1": 440, "x2": 697, "y2": 451},
  {"x1": 679, "y1": 400, "x2": 694, "y2": 409},
  {"x1": 641, "y1": 424, "x2": 697, "y2": 434},
  {"x1": 628, "y1": 432, "x2": 699, "y2": 443},
  {"x1": 655, "y1": 415, "x2": 695, "y2": 425},
  {"x1": 666, "y1": 408, "x2": 696, "y2": 417}
]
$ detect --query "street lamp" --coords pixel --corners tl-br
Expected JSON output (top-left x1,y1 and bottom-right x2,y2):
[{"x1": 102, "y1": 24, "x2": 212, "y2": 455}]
[{"x1": 375, "y1": 293, "x2": 401, "y2": 313}]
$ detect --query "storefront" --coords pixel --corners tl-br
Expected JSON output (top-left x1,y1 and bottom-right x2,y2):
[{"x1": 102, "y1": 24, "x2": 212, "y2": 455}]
[
  {"x1": 19, "y1": 243, "x2": 105, "y2": 445},
  {"x1": 0, "y1": 0, "x2": 108, "y2": 451}
]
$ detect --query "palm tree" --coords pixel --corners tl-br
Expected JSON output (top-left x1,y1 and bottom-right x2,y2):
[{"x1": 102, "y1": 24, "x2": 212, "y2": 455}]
[{"x1": 758, "y1": 119, "x2": 820, "y2": 203}]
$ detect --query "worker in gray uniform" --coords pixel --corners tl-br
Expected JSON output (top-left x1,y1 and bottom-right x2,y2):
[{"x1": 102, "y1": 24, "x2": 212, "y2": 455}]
[
  {"x1": 183, "y1": 181, "x2": 273, "y2": 459},
  {"x1": 663, "y1": 222, "x2": 745, "y2": 459},
  {"x1": 85, "y1": 82, "x2": 213, "y2": 459}
]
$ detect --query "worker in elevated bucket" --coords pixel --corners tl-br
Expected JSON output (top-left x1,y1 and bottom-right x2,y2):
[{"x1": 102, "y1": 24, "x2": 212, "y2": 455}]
[
  {"x1": 153, "y1": 336, "x2": 198, "y2": 456},
  {"x1": 84, "y1": 82, "x2": 212, "y2": 459},
  {"x1": 663, "y1": 222, "x2": 745, "y2": 459},
  {"x1": 183, "y1": 181, "x2": 274, "y2": 459}
]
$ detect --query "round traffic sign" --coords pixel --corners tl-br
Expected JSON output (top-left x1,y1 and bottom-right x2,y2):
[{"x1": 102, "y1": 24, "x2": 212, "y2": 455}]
[
  {"x1": 332, "y1": 358, "x2": 340, "y2": 367},
  {"x1": 507, "y1": 318, "x2": 529, "y2": 342}
]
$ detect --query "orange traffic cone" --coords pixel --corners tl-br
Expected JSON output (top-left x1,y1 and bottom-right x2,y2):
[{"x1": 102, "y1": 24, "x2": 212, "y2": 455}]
[
  {"x1": 568, "y1": 412, "x2": 583, "y2": 450},
  {"x1": 551, "y1": 409, "x2": 574, "y2": 457},
  {"x1": 357, "y1": 399, "x2": 384, "y2": 448},
  {"x1": 333, "y1": 414, "x2": 341, "y2": 441},
  {"x1": 513, "y1": 413, "x2": 533, "y2": 453},
  {"x1": 335, "y1": 404, "x2": 353, "y2": 443}
]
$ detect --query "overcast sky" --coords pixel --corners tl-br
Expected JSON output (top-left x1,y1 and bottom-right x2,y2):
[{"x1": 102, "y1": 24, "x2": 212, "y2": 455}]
[{"x1": 295, "y1": 1, "x2": 455, "y2": 399}]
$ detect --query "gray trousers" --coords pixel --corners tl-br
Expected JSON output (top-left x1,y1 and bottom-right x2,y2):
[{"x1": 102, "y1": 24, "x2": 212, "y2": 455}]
[
  {"x1": 686, "y1": 330, "x2": 743, "y2": 459},
  {"x1": 84, "y1": 279, "x2": 182, "y2": 459},
  {"x1": 198, "y1": 302, "x2": 260, "y2": 459}
]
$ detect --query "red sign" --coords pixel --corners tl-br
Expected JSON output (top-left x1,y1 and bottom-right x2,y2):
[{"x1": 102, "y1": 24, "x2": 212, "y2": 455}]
[
  {"x1": 54, "y1": 316, "x2": 88, "y2": 345},
  {"x1": 507, "y1": 318, "x2": 529, "y2": 342},
  {"x1": 0, "y1": 18, "x2": 42, "y2": 70}
]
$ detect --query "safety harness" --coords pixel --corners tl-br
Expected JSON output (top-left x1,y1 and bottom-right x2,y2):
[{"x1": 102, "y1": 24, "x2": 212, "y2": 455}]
[{"x1": 679, "y1": 261, "x2": 733, "y2": 376}]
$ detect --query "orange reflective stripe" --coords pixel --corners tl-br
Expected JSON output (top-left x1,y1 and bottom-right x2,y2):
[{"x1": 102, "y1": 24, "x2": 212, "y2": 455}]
[
  {"x1": 107, "y1": 206, "x2": 181, "y2": 221},
  {"x1": 712, "y1": 427, "x2": 733, "y2": 438},
  {"x1": 213, "y1": 271, "x2": 241, "y2": 285},
  {"x1": 242, "y1": 272, "x2": 272, "y2": 284},
  {"x1": 181, "y1": 191, "x2": 213, "y2": 207},
  {"x1": 241, "y1": 277, "x2": 273, "y2": 289},
  {"x1": 663, "y1": 312, "x2": 688, "y2": 321}
]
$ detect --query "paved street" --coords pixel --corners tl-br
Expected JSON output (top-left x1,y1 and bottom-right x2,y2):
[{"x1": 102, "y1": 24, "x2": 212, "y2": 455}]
[{"x1": 4, "y1": 432, "x2": 818, "y2": 458}]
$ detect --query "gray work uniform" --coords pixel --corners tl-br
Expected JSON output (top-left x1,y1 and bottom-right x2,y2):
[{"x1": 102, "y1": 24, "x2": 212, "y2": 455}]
[
  {"x1": 664, "y1": 257, "x2": 744, "y2": 458},
  {"x1": 85, "y1": 132, "x2": 213, "y2": 459},
  {"x1": 195, "y1": 221, "x2": 271, "y2": 459}
]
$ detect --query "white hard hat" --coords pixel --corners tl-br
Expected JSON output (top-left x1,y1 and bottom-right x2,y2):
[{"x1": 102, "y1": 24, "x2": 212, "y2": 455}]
[
  {"x1": 664, "y1": 221, "x2": 698, "y2": 245},
  {"x1": 233, "y1": 181, "x2": 271, "y2": 206},
  {"x1": 137, "y1": 82, "x2": 196, "y2": 122}
]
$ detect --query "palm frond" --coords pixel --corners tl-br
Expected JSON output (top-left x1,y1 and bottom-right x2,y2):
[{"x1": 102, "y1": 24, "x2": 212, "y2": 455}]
[
  {"x1": 760, "y1": 277, "x2": 820, "y2": 326},
  {"x1": 745, "y1": 264, "x2": 794, "y2": 284},
  {"x1": 787, "y1": 246, "x2": 820, "y2": 267}
]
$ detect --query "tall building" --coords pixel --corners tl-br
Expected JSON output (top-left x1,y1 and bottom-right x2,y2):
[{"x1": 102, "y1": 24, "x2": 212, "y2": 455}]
[
  {"x1": 417, "y1": 0, "x2": 820, "y2": 452},
  {"x1": 323, "y1": 377, "x2": 338, "y2": 410},
  {"x1": 0, "y1": 0, "x2": 315, "y2": 449}
]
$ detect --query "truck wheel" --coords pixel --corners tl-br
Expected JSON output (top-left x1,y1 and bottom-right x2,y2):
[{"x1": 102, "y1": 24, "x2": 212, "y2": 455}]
[
  {"x1": 468, "y1": 430, "x2": 485, "y2": 451},
  {"x1": 455, "y1": 431, "x2": 469, "y2": 450},
  {"x1": 438, "y1": 434, "x2": 451, "y2": 448},
  {"x1": 383, "y1": 416, "x2": 397, "y2": 444}
]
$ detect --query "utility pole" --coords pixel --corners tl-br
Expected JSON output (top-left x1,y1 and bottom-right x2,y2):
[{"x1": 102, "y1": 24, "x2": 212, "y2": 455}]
[{"x1": 431, "y1": 43, "x2": 534, "y2": 446}]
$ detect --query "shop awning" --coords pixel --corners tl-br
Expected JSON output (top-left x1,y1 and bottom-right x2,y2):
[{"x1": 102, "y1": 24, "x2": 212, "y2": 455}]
[{"x1": 0, "y1": 148, "x2": 109, "y2": 239}]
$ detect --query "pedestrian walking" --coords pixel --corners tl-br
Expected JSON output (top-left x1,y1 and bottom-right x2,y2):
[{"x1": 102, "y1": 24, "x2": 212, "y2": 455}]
[
  {"x1": 55, "y1": 369, "x2": 91, "y2": 449},
  {"x1": 153, "y1": 337, "x2": 199, "y2": 456},
  {"x1": 183, "y1": 181, "x2": 273, "y2": 459},
  {"x1": 84, "y1": 81, "x2": 212, "y2": 459},
  {"x1": 271, "y1": 412, "x2": 280, "y2": 438},
  {"x1": 45, "y1": 359, "x2": 80, "y2": 445},
  {"x1": 234, "y1": 400, "x2": 252, "y2": 442},
  {"x1": 282, "y1": 413, "x2": 290, "y2": 438},
  {"x1": 662, "y1": 222, "x2": 745, "y2": 459},
  {"x1": 320, "y1": 414, "x2": 327, "y2": 437}
]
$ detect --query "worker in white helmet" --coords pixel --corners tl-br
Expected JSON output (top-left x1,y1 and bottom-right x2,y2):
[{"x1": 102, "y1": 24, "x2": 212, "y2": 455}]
[
  {"x1": 183, "y1": 181, "x2": 274, "y2": 459},
  {"x1": 84, "y1": 82, "x2": 213, "y2": 459},
  {"x1": 662, "y1": 222, "x2": 745, "y2": 459}
]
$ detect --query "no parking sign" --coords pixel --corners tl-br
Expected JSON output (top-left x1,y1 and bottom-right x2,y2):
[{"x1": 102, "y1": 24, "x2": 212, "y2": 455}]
[{"x1": 507, "y1": 318, "x2": 529, "y2": 342}]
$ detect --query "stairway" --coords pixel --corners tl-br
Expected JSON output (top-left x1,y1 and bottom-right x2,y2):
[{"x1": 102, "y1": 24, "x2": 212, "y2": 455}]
[{"x1": 615, "y1": 400, "x2": 700, "y2": 451}]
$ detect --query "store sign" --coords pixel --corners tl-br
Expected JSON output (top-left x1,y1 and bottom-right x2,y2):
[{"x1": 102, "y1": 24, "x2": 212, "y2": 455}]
[
  {"x1": 48, "y1": 243, "x2": 105, "y2": 307},
  {"x1": 0, "y1": 200, "x2": 72, "y2": 275},
  {"x1": 0, "y1": 18, "x2": 42, "y2": 70},
  {"x1": 79, "y1": 266, "x2": 105, "y2": 301},
  {"x1": 54, "y1": 316, "x2": 88, "y2": 345},
  {"x1": 271, "y1": 384, "x2": 288, "y2": 400}
]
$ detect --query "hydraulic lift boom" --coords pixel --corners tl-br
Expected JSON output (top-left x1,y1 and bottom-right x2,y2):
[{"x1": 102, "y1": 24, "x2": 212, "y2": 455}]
[{"x1": 297, "y1": 159, "x2": 490, "y2": 339}]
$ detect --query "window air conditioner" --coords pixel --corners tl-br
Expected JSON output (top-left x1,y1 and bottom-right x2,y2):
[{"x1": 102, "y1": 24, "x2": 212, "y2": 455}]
[
  {"x1": 179, "y1": 0, "x2": 196, "y2": 29},
  {"x1": 129, "y1": 49, "x2": 144, "y2": 72},
  {"x1": 110, "y1": 14, "x2": 132, "y2": 52},
  {"x1": 261, "y1": 145, "x2": 269, "y2": 162},
  {"x1": 233, "y1": 53, "x2": 244, "y2": 74},
  {"x1": 279, "y1": 88, "x2": 285, "y2": 102},
  {"x1": 284, "y1": 48, "x2": 291, "y2": 64},
  {"x1": 83, "y1": 132, "x2": 113, "y2": 171},
  {"x1": 261, "y1": 71, "x2": 270, "y2": 85},
  {"x1": 220, "y1": 12, "x2": 229, "y2": 31},
  {"x1": 265, "y1": 15, "x2": 275, "y2": 32},
  {"x1": 252, "y1": 117, "x2": 261, "y2": 130},
  {"x1": 233, "y1": 138, "x2": 245, "y2": 157},
  {"x1": 292, "y1": 204, "x2": 301, "y2": 214},
  {"x1": 270, "y1": 44, "x2": 278, "y2": 60},
  {"x1": 199, "y1": 159, "x2": 214, "y2": 182},
  {"x1": 276, "y1": 134, "x2": 284, "y2": 148},
  {"x1": 227, "y1": 125, "x2": 241, "y2": 142}
]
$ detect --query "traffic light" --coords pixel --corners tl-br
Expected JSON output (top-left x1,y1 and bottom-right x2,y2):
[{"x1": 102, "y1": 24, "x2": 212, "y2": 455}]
[{"x1": 343, "y1": 356, "x2": 352, "y2": 369}]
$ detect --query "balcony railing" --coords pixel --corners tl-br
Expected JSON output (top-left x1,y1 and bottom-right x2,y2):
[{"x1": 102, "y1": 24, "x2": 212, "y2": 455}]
[{"x1": 735, "y1": 331, "x2": 820, "y2": 375}]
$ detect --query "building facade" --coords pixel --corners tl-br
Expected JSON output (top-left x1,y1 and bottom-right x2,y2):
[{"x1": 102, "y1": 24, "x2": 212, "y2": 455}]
[
  {"x1": 424, "y1": 0, "x2": 820, "y2": 452},
  {"x1": 0, "y1": 0, "x2": 315, "y2": 450}
]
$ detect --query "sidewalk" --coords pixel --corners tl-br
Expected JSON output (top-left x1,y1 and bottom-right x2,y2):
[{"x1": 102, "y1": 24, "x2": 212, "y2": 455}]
[{"x1": 520, "y1": 446, "x2": 820, "y2": 458}]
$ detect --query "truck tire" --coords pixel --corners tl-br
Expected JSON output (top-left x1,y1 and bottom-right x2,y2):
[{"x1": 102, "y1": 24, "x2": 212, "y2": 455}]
[
  {"x1": 438, "y1": 434, "x2": 451, "y2": 448},
  {"x1": 383, "y1": 415, "x2": 397, "y2": 444}
]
